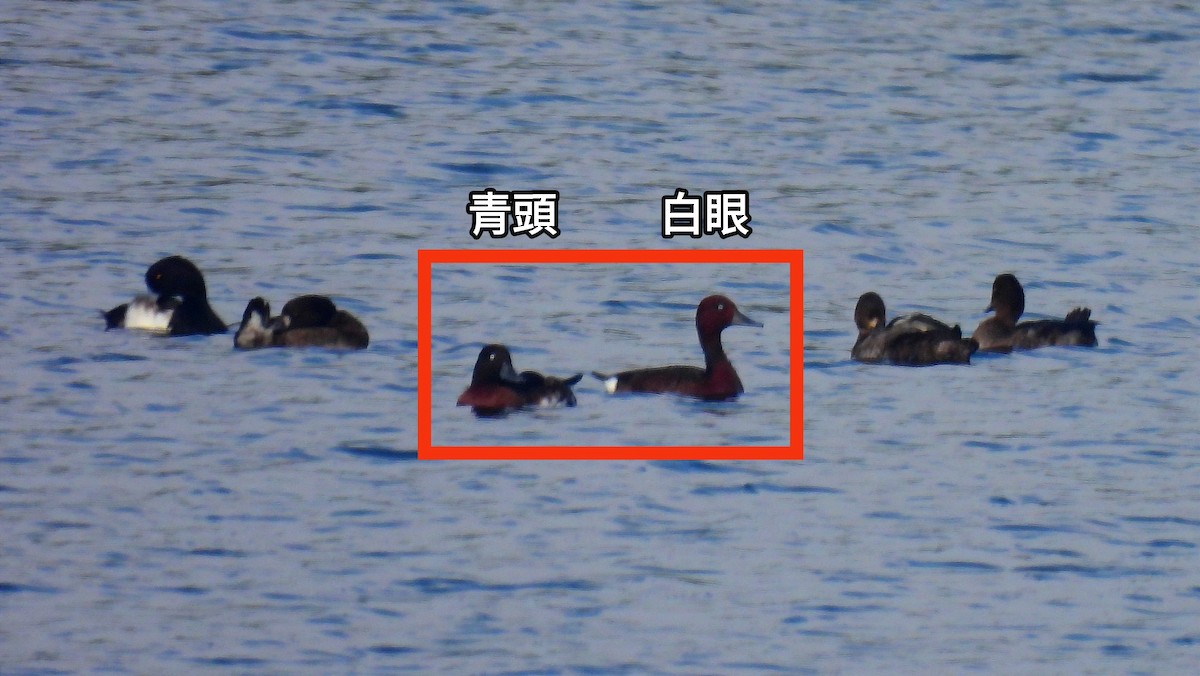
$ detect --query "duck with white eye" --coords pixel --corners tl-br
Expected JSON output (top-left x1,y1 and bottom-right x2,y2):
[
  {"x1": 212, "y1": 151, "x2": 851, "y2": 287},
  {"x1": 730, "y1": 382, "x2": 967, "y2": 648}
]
[
  {"x1": 234, "y1": 295, "x2": 369, "y2": 349},
  {"x1": 592, "y1": 294, "x2": 762, "y2": 401},
  {"x1": 104, "y1": 255, "x2": 227, "y2": 336},
  {"x1": 457, "y1": 344, "x2": 582, "y2": 416}
]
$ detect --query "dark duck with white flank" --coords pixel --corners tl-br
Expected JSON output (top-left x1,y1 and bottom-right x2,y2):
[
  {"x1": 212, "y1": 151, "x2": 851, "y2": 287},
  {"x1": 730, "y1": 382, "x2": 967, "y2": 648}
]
[
  {"x1": 234, "y1": 295, "x2": 369, "y2": 349},
  {"x1": 104, "y1": 255, "x2": 227, "y2": 336}
]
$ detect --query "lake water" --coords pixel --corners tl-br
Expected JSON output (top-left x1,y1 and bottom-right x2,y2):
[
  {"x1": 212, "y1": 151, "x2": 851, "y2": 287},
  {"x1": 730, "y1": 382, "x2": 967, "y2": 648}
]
[{"x1": 3, "y1": 0, "x2": 1200, "y2": 672}]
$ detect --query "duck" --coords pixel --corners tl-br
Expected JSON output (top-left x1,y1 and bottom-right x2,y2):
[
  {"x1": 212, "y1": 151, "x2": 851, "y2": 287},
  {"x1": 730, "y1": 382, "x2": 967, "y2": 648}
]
[
  {"x1": 234, "y1": 295, "x2": 369, "y2": 349},
  {"x1": 457, "y1": 344, "x2": 582, "y2": 416},
  {"x1": 103, "y1": 255, "x2": 227, "y2": 336},
  {"x1": 852, "y1": 291, "x2": 977, "y2": 366},
  {"x1": 972, "y1": 273, "x2": 1098, "y2": 352},
  {"x1": 592, "y1": 294, "x2": 761, "y2": 401}
]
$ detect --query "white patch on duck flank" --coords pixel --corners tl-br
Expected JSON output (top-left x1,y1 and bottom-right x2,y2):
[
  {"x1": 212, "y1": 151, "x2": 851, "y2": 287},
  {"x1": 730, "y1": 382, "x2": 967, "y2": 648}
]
[
  {"x1": 234, "y1": 307, "x2": 273, "y2": 348},
  {"x1": 122, "y1": 295, "x2": 172, "y2": 333}
]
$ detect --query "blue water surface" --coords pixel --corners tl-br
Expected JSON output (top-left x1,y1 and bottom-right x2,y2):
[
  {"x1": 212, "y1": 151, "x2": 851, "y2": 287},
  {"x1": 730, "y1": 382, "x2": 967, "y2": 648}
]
[{"x1": 3, "y1": 0, "x2": 1200, "y2": 672}]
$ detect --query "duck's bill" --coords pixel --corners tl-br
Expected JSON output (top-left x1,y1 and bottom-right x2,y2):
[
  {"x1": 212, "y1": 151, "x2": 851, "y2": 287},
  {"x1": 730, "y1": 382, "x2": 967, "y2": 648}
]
[
  {"x1": 498, "y1": 359, "x2": 523, "y2": 385},
  {"x1": 732, "y1": 308, "x2": 763, "y2": 328}
]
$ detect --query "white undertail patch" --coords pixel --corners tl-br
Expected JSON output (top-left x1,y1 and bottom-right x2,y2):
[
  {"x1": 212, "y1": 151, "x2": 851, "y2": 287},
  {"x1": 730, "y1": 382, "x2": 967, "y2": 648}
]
[{"x1": 602, "y1": 376, "x2": 618, "y2": 394}]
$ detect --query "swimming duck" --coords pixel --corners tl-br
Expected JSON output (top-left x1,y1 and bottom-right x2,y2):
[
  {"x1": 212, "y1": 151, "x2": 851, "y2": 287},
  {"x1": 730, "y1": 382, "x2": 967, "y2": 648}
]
[
  {"x1": 972, "y1": 273, "x2": 1097, "y2": 352},
  {"x1": 852, "y1": 291, "x2": 977, "y2": 365},
  {"x1": 234, "y1": 295, "x2": 369, "y2": 349},
  {"x1": 457, "y1": 344, "x2": 582, "y2": 416},
  {"x1": 593, "y1": 294, "x2": 761, "y2": 401},
  {"x1": 104, "y1": 255, "x2": 227, "y2": 336}
]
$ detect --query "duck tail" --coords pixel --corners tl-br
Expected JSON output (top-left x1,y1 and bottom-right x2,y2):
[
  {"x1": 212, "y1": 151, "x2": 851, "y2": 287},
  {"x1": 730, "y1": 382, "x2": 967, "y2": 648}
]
[{"x1": 1065, "y1": 307, "x2": 1093, "y2": 324}]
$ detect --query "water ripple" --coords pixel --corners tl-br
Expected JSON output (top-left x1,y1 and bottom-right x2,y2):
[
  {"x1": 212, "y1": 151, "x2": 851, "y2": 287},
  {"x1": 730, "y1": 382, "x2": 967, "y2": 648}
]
[
  {"x1": 332, "y1": 445, "x2": 417, "y2": 461},
  {"x1": 404, "y1": 577, "x2": 598, "y2": 595},
  {"x1": 691, "y1": 483, "x2": 841, "y2": 496}
]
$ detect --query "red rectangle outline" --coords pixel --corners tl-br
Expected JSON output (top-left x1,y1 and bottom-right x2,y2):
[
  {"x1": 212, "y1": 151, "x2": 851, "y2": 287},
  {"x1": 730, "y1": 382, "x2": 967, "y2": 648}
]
[{"x1": 418, "y1": 249, "x2": 804, "y2": 460}]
